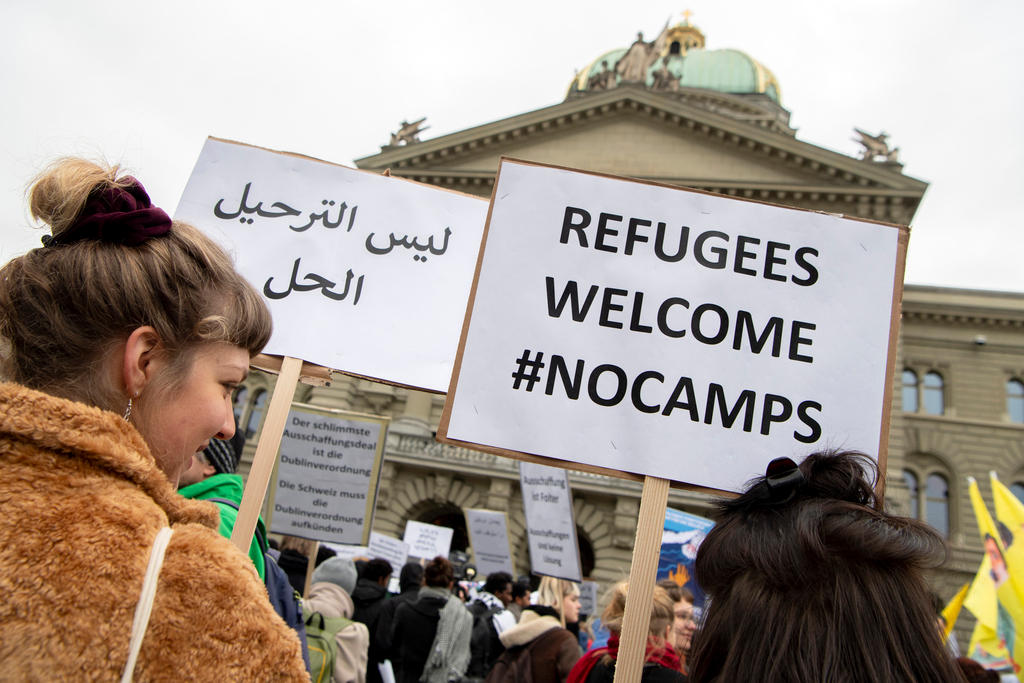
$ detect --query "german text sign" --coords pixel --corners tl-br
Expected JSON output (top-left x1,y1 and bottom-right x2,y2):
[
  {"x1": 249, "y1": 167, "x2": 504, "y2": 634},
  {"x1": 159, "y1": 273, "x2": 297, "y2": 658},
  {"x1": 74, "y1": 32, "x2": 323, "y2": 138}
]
[
  {"x1": 442, "y1": 159, "x2": 905, "y2": 492},
  {"x1": 520, "y1": 462, "x2": 582, "y2": 582},
  {"x1": 175, "y1": 138, "x2": 488, "y2": 392},
  {"x1": 465, "y1": 509, "x2": 514, "y2": 576},
  {"x1": 270, "y1": 404, "x2": 387, "y2": 544}
]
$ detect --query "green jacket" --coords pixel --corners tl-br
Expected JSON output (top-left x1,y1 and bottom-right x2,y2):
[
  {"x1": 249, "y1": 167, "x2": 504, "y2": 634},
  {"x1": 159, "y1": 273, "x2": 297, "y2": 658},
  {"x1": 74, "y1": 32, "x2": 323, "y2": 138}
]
[{"x1": 179, "y1": 473, "x2": 267, "y2": 581}]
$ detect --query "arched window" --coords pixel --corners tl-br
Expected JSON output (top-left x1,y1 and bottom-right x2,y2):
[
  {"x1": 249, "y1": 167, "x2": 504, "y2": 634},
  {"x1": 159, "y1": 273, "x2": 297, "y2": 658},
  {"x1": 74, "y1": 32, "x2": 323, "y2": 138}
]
[
  {"x1": 1011, "y1": 482, "x2": 1024, "y2": 504},
  {"x1": 232, "y1": 386, "x2": 250, "y2": 424},
  {"x1": 1008, "y1": 379, "x2": 1024, "y2": 423},
  {"x1": 576, "y1": 526, "x2": 595, "y2": 579},
  {"x1": 923, "y1": 372, "x2": 944, "y2": 415},
  {"x1": 925, "y1": 473, "x2": 950, "y2": 537},
  {"x1": 245, "y1": 389, "x2": 267, "y2": 438},
  {"x1": 902, "y1": 370, "x2": 919, "y2": 412},
  {"x1": 903, "y1": 470, "x2": 919, "y2": 518}
]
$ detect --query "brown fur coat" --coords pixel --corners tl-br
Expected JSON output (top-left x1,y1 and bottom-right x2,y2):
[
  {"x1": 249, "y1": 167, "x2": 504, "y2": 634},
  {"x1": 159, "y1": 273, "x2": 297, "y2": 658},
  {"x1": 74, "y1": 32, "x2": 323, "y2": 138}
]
[{"x1": 0, "y1": 383, "x2": 308, "y2": 681}]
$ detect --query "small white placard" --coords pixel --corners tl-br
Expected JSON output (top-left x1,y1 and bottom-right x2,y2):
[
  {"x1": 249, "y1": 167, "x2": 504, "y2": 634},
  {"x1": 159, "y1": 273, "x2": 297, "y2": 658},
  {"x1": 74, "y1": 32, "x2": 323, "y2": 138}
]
[
  {"x1": 369, "y1": 532, "x2": 410, "y2": 569},
  {"x1": 464, "y1": 509, "x2": 514, "y2": 576},
  {"x1": 579, "y1": 580, "x2": 599, "y2": 617},
  {"x1": 520, "y1": 461, "x2": 582, "y2": 582},
  {"x1": 444, "y1": 159, "x2": 904, "y2": 492},
  {"x1": 175, "y1": 138, "x2": 488, "y2": 392},
  {"x1": 269, "y1": 405, "x2": 386, "y2": 544},
  {"x1": 403, "y1": 520, "x2": 454, "y2": 560},
  {"x1": 323, "y1": 544, "x2": 370, "y2": 561}
]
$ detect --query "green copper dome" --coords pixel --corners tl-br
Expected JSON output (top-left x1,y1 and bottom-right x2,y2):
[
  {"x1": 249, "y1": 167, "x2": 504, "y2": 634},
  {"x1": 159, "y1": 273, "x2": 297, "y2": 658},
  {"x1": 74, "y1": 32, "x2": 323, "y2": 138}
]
[{"x1": 568, "y1": 20, "x2": 781, "y2": 103}]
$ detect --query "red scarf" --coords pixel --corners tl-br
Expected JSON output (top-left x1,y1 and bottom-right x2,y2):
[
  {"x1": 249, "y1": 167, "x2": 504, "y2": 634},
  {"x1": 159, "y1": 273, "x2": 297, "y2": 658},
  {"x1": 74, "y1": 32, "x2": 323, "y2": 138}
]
[{"x1": 567, "y1": 634, "x2": 682, "y2": 683}]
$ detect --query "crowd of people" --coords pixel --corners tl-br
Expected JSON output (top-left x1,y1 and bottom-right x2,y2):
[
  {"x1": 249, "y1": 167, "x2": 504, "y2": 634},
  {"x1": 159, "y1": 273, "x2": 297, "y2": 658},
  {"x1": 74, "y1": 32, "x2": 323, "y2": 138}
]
[{"x1": 0, "y1": 157, "x2": 1002, "y2": 681}]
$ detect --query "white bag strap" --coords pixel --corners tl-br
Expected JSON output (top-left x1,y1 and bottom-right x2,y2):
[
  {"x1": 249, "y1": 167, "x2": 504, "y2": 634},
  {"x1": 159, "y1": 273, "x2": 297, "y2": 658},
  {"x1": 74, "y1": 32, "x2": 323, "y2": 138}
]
[{"x1": 121, "y1": 526, "x2": 174, "y2": 683}]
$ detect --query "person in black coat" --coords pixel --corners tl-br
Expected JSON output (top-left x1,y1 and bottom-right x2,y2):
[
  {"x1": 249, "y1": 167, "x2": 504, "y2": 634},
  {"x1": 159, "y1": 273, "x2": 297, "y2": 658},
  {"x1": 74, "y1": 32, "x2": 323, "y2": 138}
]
[
  {"x1": 376, "y1": 562, "x2": 425, "y2": 676},
  {"x1": 352, "y1": 558, "x2": 393, "y2": 683}
]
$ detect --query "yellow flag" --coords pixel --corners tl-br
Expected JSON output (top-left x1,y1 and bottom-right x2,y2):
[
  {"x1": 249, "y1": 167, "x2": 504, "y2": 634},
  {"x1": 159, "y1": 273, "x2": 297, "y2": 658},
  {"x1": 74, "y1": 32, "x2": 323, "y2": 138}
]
[
  {"x1": 969, "y1": 621, "x2": 1014, "y2": 669},
  {"x1": 942, "y1": 582, "x2": 969, "y2": 639},
  {"x1": 969, "y1": 476, "x2": 1024, "y2": 674},
  {"x1": 991, "y1": 473, "x2": 1024, "y2": 580}
]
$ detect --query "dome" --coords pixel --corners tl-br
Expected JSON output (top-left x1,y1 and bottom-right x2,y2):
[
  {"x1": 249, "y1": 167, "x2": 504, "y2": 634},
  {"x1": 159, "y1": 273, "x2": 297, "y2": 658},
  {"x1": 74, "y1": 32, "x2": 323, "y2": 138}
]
[{"x1": 568, "y1": 19, "x2": 781, "y2": 103}]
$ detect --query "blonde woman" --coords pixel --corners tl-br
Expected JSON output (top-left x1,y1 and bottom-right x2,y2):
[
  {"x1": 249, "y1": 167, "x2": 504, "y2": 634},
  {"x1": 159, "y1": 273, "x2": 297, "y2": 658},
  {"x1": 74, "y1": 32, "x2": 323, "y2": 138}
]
[
  {"x1": 0, "y1": 159, "x2": 307, "y2": 680},
  {"x1": 568, "y1": 583, "x2": 685, "y2": 683},
  {"x1": 486, "y1": 577, "x2": 582, "y2": 683}
]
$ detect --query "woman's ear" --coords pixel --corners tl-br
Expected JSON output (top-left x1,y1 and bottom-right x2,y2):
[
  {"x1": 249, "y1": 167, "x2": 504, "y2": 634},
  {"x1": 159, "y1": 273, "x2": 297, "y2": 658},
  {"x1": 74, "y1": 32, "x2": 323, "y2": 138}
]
[{"x1": 122, "y1": 326, "x2": 162, "y2": 396}]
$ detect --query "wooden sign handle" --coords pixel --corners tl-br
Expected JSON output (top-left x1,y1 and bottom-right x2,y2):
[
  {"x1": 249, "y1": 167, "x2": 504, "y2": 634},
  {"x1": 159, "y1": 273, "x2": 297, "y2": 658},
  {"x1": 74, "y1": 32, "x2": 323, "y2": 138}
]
[
  {"x1": 231, "y1": 355, "x2": 303, "y2": 553},
  {"x1": 303, "y1": 541, "x2": 321, "y2": 598},
  {"x1": 613, "y1": 476, "x2": 670, "y2": 683}
]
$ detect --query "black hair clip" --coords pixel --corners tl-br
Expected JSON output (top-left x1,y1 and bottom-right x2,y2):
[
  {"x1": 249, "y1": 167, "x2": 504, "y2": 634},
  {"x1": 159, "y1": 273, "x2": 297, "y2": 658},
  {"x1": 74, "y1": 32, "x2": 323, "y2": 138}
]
[
  {"x1": 763, "y1": 457, "x2": 804, "y2": 504},
  {"x1": 40, "y1": 234, "x2": 54, "y2": 247}
]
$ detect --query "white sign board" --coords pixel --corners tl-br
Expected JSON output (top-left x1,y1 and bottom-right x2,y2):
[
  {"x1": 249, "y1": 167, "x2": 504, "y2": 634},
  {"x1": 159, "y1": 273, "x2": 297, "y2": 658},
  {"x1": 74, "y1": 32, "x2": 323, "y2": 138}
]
[
  {"x1": 579, "y1": 580, "x2": 599, "y2": 617},
  {"x1": 464, "y1": 509, "x2": 514, "y2": 577},
  {"x1": 175, "y1": 138, "x2": 488, "y2": 392},
  {"x1": 403, "y1": 520, "x2": 454, "y2": 560},
  {"x1": 369, "y1": 532, "x2": 410, "y2": 569},
  {"x1": 442, "y1": 159, "x2": 904, "y2": 492},
  {"x1": 322, "y1": 544, "x2": 369, "y2": 561},
  {"x1": 270, "y1": 404, "x2": 386, "y2": 544},
  {"x1": 519, "y1": 462, "x2": 582, "y2": 582}
]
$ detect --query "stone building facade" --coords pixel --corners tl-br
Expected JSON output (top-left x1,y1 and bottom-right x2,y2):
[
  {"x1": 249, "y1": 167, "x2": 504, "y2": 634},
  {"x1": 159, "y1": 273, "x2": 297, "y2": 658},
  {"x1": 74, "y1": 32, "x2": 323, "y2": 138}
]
[{"x1": 232, "y1": 18, "x2": 1023, "y2": 643}]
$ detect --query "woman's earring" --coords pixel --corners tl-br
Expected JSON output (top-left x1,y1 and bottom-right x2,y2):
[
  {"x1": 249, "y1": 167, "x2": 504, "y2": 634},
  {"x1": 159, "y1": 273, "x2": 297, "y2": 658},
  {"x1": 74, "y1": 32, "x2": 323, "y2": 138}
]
[{"x1": 123, "y1": 391, "x2": 138, "y2": 422}]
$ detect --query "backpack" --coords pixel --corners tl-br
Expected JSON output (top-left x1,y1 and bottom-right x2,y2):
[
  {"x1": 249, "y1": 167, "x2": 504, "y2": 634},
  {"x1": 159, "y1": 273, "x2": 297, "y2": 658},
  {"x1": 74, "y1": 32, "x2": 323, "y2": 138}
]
[
  {"x1": 467, "y1": 600, "x2": 504, "y2": 678},
  {"x1": 208, "y1": 498, "x2": 311, "y2": 673},
  {"x1": 304, "y1": 609, "x2": 354, "y2": 683},
  {"x1": 483, "y1": 640, "x2": 535, "y2": 683}
]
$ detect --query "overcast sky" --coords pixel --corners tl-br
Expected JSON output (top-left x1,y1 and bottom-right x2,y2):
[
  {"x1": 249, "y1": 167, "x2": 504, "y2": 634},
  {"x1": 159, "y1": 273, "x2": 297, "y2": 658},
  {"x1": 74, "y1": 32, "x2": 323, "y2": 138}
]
[{"x1": 2, "y1": 1, "x2": 1021, "y2": 292}]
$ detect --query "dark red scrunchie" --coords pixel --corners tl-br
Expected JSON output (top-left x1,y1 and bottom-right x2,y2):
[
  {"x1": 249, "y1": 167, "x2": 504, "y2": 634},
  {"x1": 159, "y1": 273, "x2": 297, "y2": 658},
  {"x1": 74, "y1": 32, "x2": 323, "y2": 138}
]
[{"x1": 42, "y1": 177, "x2": 171, "y2": 247}]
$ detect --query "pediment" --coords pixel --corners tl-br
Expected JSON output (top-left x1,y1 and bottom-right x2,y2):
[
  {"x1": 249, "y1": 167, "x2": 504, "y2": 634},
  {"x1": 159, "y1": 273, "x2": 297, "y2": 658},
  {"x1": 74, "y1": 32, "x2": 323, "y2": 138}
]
[{"x1": 357, "y1": 87, "x2": 926, "y2": 194}]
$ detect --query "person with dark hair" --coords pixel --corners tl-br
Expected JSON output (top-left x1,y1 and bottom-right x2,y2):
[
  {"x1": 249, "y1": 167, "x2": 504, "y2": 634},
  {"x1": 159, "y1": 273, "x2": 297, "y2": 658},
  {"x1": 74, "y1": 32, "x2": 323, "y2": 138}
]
[
  {"x1": 509, "y1": 580, "x2": 532, "y2": 622},
  {"x1": 486, "y1": 577, "x2": 582, "y2": 683},
  {"x1": 568, "y1": 582, "x2": 686, "y2": 683},
  {"x1": 0, "y1": 159, "x2": 306, "y2": 679},
  {"x1": 467, "y1": 571, "x2": 518, "y2": 678},
  {"x1": 353, "y1": 557, "x2": 394, "y2": 683},
  {"x1": 377, "y1": 562, "x2": 426, "y2": 676},
  {"x1": 390, "y1": 556, "x2": 473, "y2": 683},
  {"x1": 955, "y1": 657, "x2": 999, "y2": 683},
  {"x1": 179, "y1": 429, "x2": 267, "y2": 577},
  {"x1": 689, "y1": 450, "x2": 965, "y2": 683}
]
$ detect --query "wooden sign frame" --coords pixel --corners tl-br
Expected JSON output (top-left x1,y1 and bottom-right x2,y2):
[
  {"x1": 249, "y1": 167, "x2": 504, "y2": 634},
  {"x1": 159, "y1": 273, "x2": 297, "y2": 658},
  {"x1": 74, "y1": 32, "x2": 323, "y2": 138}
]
[{"x1": 435, "y1": 156, "x2": 908, "y2": 683}]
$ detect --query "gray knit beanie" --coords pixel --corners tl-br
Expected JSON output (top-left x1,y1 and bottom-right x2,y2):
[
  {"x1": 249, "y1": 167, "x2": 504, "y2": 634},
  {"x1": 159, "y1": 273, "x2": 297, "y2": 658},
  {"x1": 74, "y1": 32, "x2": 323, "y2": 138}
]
[{"x1": 312, "y1": 557, "x2": 358, "y2": 595}]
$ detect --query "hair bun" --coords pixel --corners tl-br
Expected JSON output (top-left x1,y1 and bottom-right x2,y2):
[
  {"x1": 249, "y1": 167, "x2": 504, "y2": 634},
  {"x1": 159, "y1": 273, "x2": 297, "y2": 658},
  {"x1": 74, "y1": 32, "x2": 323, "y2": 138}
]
[{"x1": 29, "y1": 158, "x2": 124, "y2": 236}]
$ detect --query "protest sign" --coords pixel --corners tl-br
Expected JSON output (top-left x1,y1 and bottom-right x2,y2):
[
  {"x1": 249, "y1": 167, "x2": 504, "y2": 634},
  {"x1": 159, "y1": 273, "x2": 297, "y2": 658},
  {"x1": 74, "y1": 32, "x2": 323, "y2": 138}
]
[
  {"x1": 658, "y1": 507, "x2": 714, "y2": 609},
  {"x1": 403, "y1": 521, "x2": 454, "y2": 560},
  {"x1": 440, "y1": 158, "x2": 905, "y2": 493},
  {"x1": 269, "y1": 403, "x2": 387, "y2": 545},
  {"x1": 520, "y1": 462, "x2": 582, "y2": 582},
  {"x1": 464, "y1": 509, "x2": 514, "y2": 576},
  {"x1": 175, "y1": 137, "x2": 488, "y2": 393},
  {"x1": 579, "y1": 580, "x2": 599, "y2": 617},
  {"x1": 322, "y1": 543, "x2": 370, "y2": 561},
  {"x1": 369, "y1": 532, "x2": 410, "y2": 569}
]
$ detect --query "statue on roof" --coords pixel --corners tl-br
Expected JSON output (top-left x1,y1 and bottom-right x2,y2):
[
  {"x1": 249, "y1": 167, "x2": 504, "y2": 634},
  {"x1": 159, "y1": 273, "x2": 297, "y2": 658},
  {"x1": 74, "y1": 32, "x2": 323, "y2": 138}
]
[
  {"x1": 389, "y1": 118, "x2": 429, "y2": 146},
  {"x1": 651, "y1": 57, "x2": 680, "y2": 92},
  {"x1": 587, "y1": 60, "x2": 617, "y2": 91},
  {"x1": 853, "y1": 128, "x2": 900, "y2": 163},
  {"x1": 616, "y1": 32, "x2": 658, "y2": 83}
]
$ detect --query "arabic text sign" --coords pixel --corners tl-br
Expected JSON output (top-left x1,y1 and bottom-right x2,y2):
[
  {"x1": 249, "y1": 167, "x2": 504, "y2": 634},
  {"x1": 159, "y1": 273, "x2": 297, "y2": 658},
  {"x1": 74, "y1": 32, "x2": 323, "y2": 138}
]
[
  {"x1": 175, "y1": 138, "x2": 488, "y2": 392},
  {"x1": 520, "y1": 462, "x2": 582, "y2": 582},
  {"x1": 269, "y1": 405, "x2": 386, "y2": 544},
  {"x1": 403, "y1": 521, "x2": 454, "y2": 560},
  {"x1": 443, "y1": 159, "x2": 904, "y2": 492},
  {"x1": 464, "y1": 509, "x2": 514, "y2": 577},
  {"x1": 368, "y1": 532, "x2": 410, "y2": 569}
]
